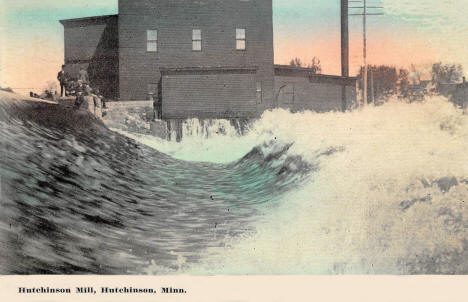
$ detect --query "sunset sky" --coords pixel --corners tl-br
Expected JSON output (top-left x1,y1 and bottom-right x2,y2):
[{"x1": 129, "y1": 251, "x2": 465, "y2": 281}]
[{"x1": 1, "y1": 0, "x2": 466, "y2": 94}]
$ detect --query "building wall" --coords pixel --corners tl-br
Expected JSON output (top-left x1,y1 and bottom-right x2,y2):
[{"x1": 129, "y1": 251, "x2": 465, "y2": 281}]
[
  {"x1": 61, "y1": 15, "x2": 119, "y2": 99},
  {"x1": 60, "y1": 1, "x2": 361, "y2": 118},
  {"x1": 118, "y1": 0, "x2": 274, "y2": 112},
  {"x1": 161, "y1": 68, "x2": 259, "y2": 119},
  {"x1": 274, "y1": 66, "x2": 357, "y2": 112}
]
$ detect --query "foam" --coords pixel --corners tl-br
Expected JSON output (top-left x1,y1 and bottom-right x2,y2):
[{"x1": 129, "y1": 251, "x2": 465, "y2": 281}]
[{"x1": 176, "y1": 96, "x2": 468, "y2": 274}]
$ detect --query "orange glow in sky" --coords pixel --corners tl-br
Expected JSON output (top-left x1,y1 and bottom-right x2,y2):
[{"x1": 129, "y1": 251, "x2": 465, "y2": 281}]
[
  {"x1": 0, "y1": 0, "x2": 463, "y2": 95},
  {"x1": 275, "y1": 30, "x2": 437, "y2": 75}
]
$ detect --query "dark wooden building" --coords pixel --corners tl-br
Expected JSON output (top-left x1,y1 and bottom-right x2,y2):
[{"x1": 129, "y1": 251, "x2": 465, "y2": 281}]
[
  {"x1": 60, "y1": 0, "x2": 356, "y2": 119},
  {"x1": 60, "y1": 15, "x2": 119, "y2": 99}
]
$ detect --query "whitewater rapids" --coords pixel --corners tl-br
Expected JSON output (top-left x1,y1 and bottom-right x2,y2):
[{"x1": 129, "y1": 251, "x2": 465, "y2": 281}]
[{"x1": 0, "y1": 91, "x2": 466, "y2": 274}]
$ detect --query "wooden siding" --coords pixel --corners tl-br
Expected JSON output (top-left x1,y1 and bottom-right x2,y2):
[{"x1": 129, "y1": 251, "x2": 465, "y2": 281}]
[
  {"x1": 275, "y1": 74, "x2": 357, "y2": 112},
  {"x1": 61, "y1": 15, "x2": 119, "y2": 99},
  {"x1": 118, "y1": 0, "x2": 274, "y2": 111},
  {"x1": 162, "y1": 70, "x2": 258, "y2": 119}
]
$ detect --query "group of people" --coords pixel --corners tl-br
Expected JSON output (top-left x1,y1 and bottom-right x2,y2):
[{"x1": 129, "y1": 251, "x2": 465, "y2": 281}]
[
  {"x1": 57, "y1": 65, "x2": 89, "y2": 97},
  {"x1": 57, "y1": 65, "x2": 105, "y2": 117}
]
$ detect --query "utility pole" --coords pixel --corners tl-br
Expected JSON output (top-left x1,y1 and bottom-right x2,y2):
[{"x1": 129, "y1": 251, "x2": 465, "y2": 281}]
[
  {"x1": 363, "y1": 0, "x2": 367, "y2": 106},
  {"x1": 349, "y1": 1, "x2": 383, "y2": 106},
  {"x1": 341, "y1": 0, "x2": 349, "y2": 78},
  {"x1": 341, "y1": 0, "x2": 349, "y2": 111}
]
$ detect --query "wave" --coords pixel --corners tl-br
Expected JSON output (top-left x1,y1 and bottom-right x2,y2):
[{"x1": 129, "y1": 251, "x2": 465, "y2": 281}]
[
  {"x1": 177, "y1": 96, "x2": 468, "y2": 274},
  {"x1": 1, "y1": 91, "x2": 467, "y2": 274},
  {"x1": 0, "y1": 92, "x2": 309, "y2": 274}
]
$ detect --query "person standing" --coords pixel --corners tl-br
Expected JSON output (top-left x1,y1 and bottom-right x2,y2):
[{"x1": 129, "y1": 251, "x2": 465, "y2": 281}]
[
  {"x1": 78, "y1": 66, "x2": 89, "y2": 85},
  {"x1": 57, "y1": 65, "x2": 68, "y2": 97}
]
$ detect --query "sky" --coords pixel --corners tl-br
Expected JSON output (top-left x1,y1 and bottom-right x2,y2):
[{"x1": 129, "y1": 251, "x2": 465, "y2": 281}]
[{"x1": 0, "y1": 0, "x2": 467, "y2": 94}]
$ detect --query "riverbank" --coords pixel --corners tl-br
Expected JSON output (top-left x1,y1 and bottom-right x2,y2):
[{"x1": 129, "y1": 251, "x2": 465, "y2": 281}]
[{"x1": 0, "y1": 90, "x2": 58, "y2": 105}]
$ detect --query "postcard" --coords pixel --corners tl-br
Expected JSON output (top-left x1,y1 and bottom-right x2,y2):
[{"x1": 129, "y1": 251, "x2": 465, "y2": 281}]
[{"x1": 0, "y1": 0, "x2": 466, "y2": 301}]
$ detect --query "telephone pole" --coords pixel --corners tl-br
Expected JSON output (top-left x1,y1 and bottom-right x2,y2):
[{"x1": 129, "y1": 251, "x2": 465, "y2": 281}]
[
  {"x1": 341, "y1": 0, "x2": 349, "y2": 78},
  {"x1": 341, "y1": 0, "x2": 349, "y2": 111},
  {"x1": 349, "y1": 0, "x2": 383, "y2": 106},
  {"x1": 363, "y1": 0, "x2": 367, "y2": 105}
]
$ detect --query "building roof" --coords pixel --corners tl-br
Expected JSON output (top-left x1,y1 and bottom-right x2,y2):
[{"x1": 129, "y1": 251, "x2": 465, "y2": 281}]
[
  {"x1": 274, "y1": 65, "x2": 357, "y2": 85},
  {"x1": 59, "y1": 14, "x2": 118, "y2": 26}
]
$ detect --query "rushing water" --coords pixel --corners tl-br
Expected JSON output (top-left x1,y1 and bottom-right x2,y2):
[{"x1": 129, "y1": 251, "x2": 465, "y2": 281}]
[{"x1": 0, "y1": 92, "x2": 467, "y2": 274}]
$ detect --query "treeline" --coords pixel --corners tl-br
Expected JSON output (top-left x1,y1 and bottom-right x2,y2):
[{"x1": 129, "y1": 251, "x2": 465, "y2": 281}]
[
  {"x1": 358, "y1": 62, "x2": 464, "y2": 103},
  {"x1": 289, "y1": 57, "x2": 464, "y2": 103},
  {"x1": 289, "y1": 57, "x2": 322, "y2": 74}
]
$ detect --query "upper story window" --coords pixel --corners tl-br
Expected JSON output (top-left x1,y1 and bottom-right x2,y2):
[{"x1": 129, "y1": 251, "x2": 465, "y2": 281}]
[
  {"x1": 236, "y1": 28, "x2": 246, "y2": 50},
  {"x1": 192, "y1": 29, "x2": 202, "y2": 51},
  {"x1": 147, "y1": 30, "x2": 158, "y2": 52}
]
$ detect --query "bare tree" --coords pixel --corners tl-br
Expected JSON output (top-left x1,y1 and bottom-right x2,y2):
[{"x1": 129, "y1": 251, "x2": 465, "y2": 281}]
[
  {"x1": 308, "y1": 57, "x2": 322, "y2": 74},
  {"x1": 289, "y1": 57, "x2": 303, "y2": 67},
  {"x1": 289, "y1": 56, "x2": 322, "y2": 74}
]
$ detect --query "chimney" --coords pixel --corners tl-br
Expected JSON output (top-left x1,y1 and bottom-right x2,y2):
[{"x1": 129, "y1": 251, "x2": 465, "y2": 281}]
[{"x1": 341, "y1": 0, "x2": 349, "y2": 77}]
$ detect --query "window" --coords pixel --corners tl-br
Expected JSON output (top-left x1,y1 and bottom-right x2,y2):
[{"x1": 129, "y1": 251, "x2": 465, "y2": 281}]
[
  {"x1": 236, "y1": 28, "x2": 246, "y2": 50},
  {"x1": 192, "y1": 29, "x2": 202, "y2": 51},
  {"x1": 256, "y1": 82, "x2": 262, "y2": 104},
  {"x1": 147, "y1": 30, "x2": 157, "y2": 52}
]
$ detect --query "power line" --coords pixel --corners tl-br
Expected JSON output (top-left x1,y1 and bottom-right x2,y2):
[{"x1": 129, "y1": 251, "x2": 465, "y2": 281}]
[
  {"x1": 349, "y1": 13, "x2": 384, "y2": 16},
  {"x1": 349, "y1": 6, "x2": 384, "y2": 9},
  {"x1": 348, "y1": 0, "x2": 384, "y2": 106}
]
